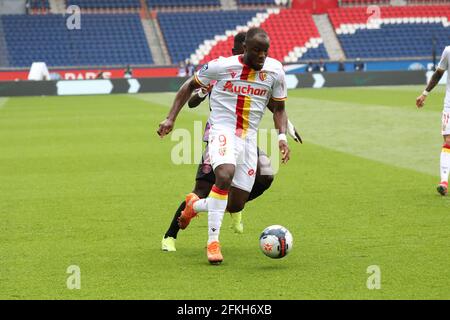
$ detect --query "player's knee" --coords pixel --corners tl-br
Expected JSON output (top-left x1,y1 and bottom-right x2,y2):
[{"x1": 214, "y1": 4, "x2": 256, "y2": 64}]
[
  {"x1": 258, "y1": 174, "x2": 274, "y2": 190},
  {"x1": 214, "y1": 166, "x2": 234, "y2": 190},
  {"x1": 214, "y1": 168, "x2": 234, "y2": 189},
  {"x1": 444, "y1": 135, "x2": 450, "y2": 145}
]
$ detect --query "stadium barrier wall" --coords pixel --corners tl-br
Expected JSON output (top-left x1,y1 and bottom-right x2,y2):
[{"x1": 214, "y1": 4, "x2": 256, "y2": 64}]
[
  {"x1": 0, "y1": 61, "x2": 435, "y2": 82},
  {"x1": 0, "y1": 71, "x2": 427, "y2": 97},
  {"x1": 0, "y1": 67, "x2": 179, "y2": 81},
  {"x1": 284, "y1": 60, "x2": 435, "y2": 73}
]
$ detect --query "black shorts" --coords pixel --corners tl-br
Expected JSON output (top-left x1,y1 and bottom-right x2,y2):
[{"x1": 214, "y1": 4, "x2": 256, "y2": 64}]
[{"x1": 195, "y1": 154, "x2": 216, "y2": 184}]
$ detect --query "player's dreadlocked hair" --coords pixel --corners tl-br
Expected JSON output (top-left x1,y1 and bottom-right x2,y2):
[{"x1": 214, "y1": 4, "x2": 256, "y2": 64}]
[{"x1": 245, "y1": 27, "x2": 269, "y2": 42}]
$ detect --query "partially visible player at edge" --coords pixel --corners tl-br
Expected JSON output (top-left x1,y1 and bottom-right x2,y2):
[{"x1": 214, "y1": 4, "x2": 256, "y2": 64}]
[
  {"x1": 158, "y1": 28, "x2": 290, "y2": 264},
  {"x1": 161, "y1": 32, "x2": 302, "y2": 252},
  {"x1": 416, "y1": 45, "x2": 450, "y2": 195}
]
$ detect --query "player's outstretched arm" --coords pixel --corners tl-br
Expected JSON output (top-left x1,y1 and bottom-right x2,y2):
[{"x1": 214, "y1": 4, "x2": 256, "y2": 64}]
[
  {"x1": 267, "y1": 100, "x2": 302, "y2": 143},
  {"x1": 157, "y1": 77, "x2": 201, "y2": 138},
  {"x1": 416, "y1": 68, "x2": 445, "y2": 108},
  {"x1": 271, "y1": 98, "x2": 290, "y2": 164}
]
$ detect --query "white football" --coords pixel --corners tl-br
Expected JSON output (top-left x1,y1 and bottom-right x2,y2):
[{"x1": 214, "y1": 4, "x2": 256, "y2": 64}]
[{"x1": 259, "y1": 225, "x2": 293, "y2": 259}]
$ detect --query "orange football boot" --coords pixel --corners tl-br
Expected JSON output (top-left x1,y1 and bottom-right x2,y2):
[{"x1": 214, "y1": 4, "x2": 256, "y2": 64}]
[
  {"x1": 178, "y1": 193, "x2": 200, "y2": 229},
  {"x1": 207, "y1": 241, "x2": 223, "y2": 265}
]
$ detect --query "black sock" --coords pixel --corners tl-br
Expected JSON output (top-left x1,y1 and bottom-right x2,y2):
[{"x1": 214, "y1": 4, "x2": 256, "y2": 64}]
[{"x1": 164, "y1": 201, "x2": 186, "y2": 239}]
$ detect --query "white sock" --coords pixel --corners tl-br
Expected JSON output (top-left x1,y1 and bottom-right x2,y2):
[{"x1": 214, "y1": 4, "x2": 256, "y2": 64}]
[
  {"x1": 193, "y1": 199, "x2": 208, "y2": 213},
  {"x1": 207, "y1": 185, "x2": 228, "y2": 244},
  {"x1": 440, "y1": 144, "x2": 450, "y2": 183},
  {"x1": 208, "y1": 211, "x2": 225, "y2": 244}
]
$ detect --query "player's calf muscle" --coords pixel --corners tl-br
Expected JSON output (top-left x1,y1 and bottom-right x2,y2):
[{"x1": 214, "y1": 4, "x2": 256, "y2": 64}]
[{"x1": 192, "y1": 180, "x2": 213, "y2": 199}]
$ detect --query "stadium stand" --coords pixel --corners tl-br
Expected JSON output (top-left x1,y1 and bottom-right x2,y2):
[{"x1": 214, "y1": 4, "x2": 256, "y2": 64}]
[
  {"x1": 199, "y1": 9, "x2": 328, "y2": 64},
  {"x1": 329, "y1": 5, "x2": 450, "y2": 27},
  {"x1": 27, "y1": 0, "x2": 50, "y2": 13},
  {"x1": 146, "y1": 0, "x2": 221, "y2": 9},
  {"x1": 237, "y1": 0, "x2": 290, "y2": 10},
  {"x1": 29, "y1": 0, "x2": 50, "y2": 9},
  {"x1": 1, "y1": 1, "x2": 448, "y2": 69},
  {"x1": 0, "y1": 19, "x2": 8, "y2": 68},
  {"x1": 158, "y1": 10, "x2": 261, "y2": 63},
  {"x1": 339, "y1": 23, "x2": 449, "y2": 58},
  {"x1": 339, "y1": 0, "x2": 390, "y2": 6},
  {"x1": 66, "y1": 0, "x2": 142, "y2": 9},
  {"x1": 237, "y1": 0, "x2": 278, "y2": 5},
  {"x1": 0, "y1": 14, "x2": 153, "y2": 67},
  {"x1": 329, "y1": 6, "x2": 450, "y2": 59}
]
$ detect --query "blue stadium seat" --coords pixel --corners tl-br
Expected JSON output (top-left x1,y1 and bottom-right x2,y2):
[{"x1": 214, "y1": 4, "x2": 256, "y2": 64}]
[
  {"x1": 237, "y1": 0, "x2": 276, "y2": 5},
  {"x1": 1, "y1": 14, "x2": 153, "y2": 67},
  {"x1": 66, "y1": 0, "x2": 141, "y2": 9},
  {"x1": 339, "y1": 23, "x2": 449, "y2": 59},
  {"x1": 298, "y1": 44, "x2": 329, "y2": 61},
  {"x1": 147, "y1": 0, "x2": 220, "y2": 8}
]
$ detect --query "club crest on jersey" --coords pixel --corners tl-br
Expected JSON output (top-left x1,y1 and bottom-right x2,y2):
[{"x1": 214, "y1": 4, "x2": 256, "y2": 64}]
[
  {"x1": 259, "y1": 71, "x2": 267, "y2": 81},
  {"x1": 223, "y1": 81, "x2": 267, "y2": 97}
]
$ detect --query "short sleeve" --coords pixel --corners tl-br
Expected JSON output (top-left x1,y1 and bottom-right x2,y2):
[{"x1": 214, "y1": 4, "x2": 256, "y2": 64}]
[
  {"x1": 194, "y1": 59, "x2": 222, "y2": 87},
  {"x1": 438, "y1": 47, "x2": 449, "y2": 71},
  {"x1": 271, "y1": 68, "x2": 287, "y2": 101}
]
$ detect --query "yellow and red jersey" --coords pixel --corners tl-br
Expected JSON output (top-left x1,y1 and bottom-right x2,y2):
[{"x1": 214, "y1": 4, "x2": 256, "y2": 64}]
[{"x1": 195, "y1": 54, "x2": 287, "y2": 138}]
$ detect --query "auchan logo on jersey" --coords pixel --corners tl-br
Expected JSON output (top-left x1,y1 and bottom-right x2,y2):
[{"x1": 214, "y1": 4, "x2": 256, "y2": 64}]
[{"x1": 223, "y1": 81, "x2": 267, "y2": 97}]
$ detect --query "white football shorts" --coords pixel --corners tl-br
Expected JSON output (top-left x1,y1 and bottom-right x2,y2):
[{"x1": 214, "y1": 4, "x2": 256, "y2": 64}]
[{"x1": 208, "y1": 126, "x2": 257, "y2": 193}]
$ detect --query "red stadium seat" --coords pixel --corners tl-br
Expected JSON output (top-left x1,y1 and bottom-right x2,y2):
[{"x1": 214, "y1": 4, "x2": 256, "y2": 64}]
[{"x1": 201, "y1": 9, "x2": 323, "y2": 63}]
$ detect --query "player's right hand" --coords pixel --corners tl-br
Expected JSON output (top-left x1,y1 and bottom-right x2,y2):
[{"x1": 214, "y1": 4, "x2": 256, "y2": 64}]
[
  {"x1": 279, "y1": 141, "x2": 290, "y2": 164},
  {"x1": 416, "y1": 94, "x2": 427, "y2": 108},
  {"x1": 157, "y1": 118, "x2": 174, "y2": 138}
]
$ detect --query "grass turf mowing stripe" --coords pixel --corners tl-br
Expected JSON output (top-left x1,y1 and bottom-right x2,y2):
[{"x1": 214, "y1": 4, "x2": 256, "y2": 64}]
[{"x1": 257, "y1": 89, "x2": 445, "y2": 177}]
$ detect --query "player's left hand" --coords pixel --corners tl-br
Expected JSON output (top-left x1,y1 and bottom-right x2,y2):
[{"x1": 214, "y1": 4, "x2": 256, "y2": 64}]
[
  {"x1": 279, "y1": 141, "x2": 290, "y2": 164},
  {"x1": 157, "y1": 118, "x2": 174, "y2": 138},
  {"x1": 416, "y1": 94, "x2": 427, "y2": 108}
]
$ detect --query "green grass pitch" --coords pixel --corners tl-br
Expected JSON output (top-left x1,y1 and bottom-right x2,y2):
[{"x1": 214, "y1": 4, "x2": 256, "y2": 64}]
[{"x1": 1, "y1": 85, "x2": 450, "y2": 299}]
